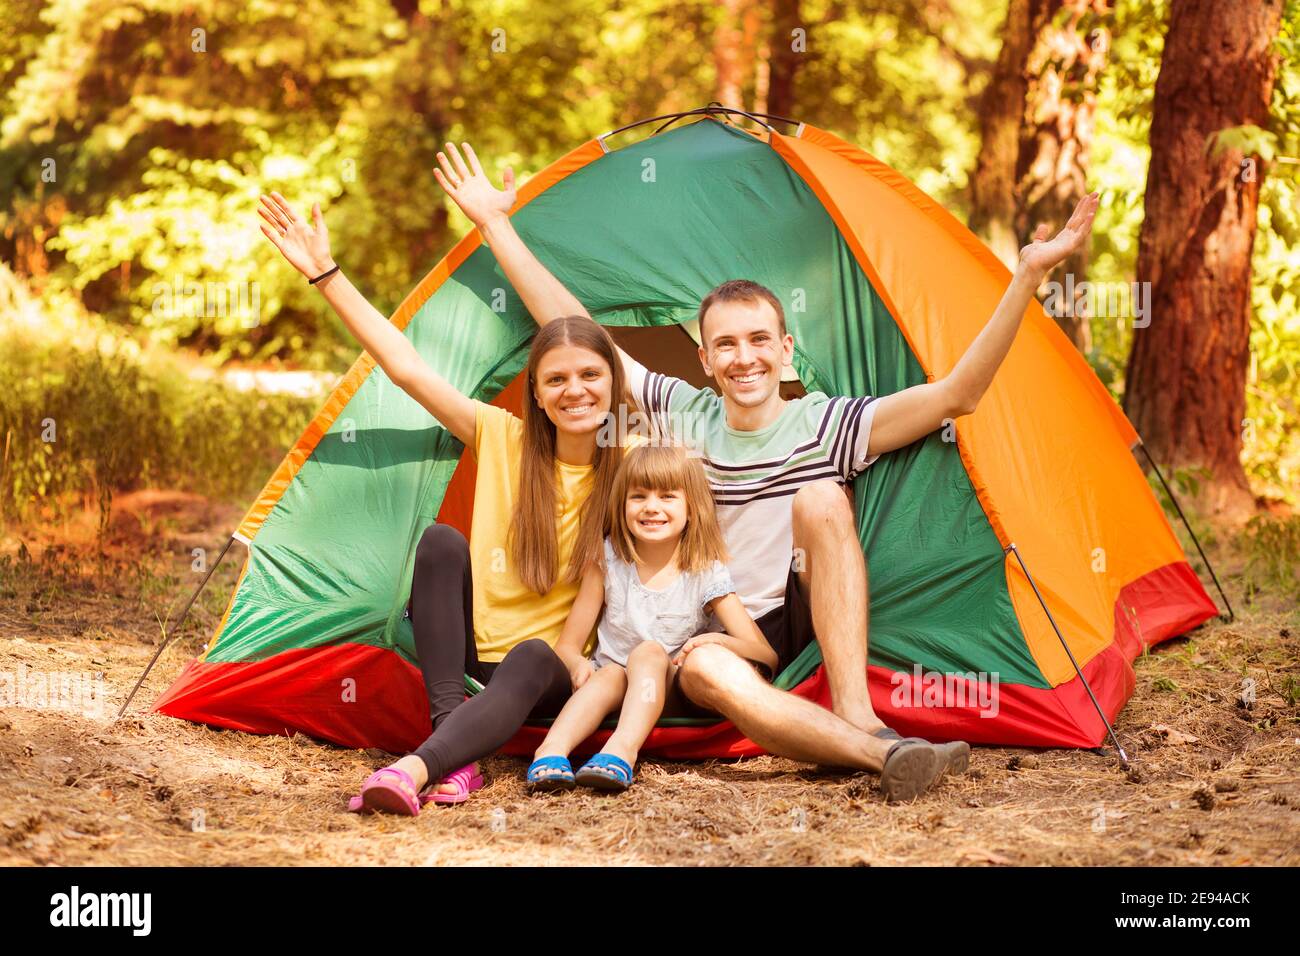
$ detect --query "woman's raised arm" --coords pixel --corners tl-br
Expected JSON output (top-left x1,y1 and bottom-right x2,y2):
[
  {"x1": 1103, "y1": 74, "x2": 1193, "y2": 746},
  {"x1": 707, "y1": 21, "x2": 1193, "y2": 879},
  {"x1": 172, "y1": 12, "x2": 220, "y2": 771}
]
[{"x1": 258, "y1": 192, "x2": 477, "y2": 446}]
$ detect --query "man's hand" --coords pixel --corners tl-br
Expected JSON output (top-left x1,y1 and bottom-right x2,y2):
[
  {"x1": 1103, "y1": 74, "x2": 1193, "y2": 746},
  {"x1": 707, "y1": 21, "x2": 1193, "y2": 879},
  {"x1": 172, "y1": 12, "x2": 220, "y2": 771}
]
[
  {"x1": 434, "y1": 141, "x2": 516, "y2": 230},
  {"x1": 866, "y1": 190, "x2": 1101, "y2": 456},
  {"x1": 1017, "y1": 191, "x2": 1100, "y2": 282},
  {"x1": 672, "y1": 633, "x2": 729, "y2": 666},
  {"x1": 569, "y1": 659, "x2": 595, "y2": 691}
]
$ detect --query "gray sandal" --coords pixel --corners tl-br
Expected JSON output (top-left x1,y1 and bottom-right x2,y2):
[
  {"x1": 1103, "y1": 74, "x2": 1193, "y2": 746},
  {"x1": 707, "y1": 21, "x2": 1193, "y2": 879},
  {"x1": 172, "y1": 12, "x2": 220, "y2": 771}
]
[
  {"x1": 874, "y1": 726, "x2": 970, "y2": 778},
  {"x1": 879, "y1": 737, "x2": 943, "y2": 803},
  {"x1": 934, "y1": 740, "x2": 971, "y2": 776}
]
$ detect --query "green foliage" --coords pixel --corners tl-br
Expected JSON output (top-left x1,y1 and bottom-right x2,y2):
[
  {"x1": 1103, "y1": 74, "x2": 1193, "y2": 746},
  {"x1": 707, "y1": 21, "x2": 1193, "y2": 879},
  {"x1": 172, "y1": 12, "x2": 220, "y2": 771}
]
[
  {"x1": 794, "y1": 0, "x2": 1002, "y2": 212},
  {"x1": 0, "y1": 328, "x2": 315, "y2": 531},
  {"x1": 1282, "y1": 673, "x2": 1300, "y2": 708},
  {"x1": 1, "y1": 0, "x2": 625, "y2": 365},
  {"x1": 0, "y1": 0, "x2": 50, "y2": 91},
  {"x1": 1210, "y1": 124, "x2": 1280, "y2": 165},
  {"x1": 0, "y1": 0, "x2": 1294, "y2": 503},
  {"x1": 1146, "y1": 466, "x2": 1219, "y2": 561},
  {"x1": 1238, "y1": 514, "x2": 1300, "y2": 603},
  {"x1": 1240, "y1": 0, "x2": 1300, "y2": 503},
  {"x1": 1087, "y1": 0, "x2": 1164, "y2": 386},
  {"x1": 1, "y1": 0, "x2": 1003, "y2": 368}
]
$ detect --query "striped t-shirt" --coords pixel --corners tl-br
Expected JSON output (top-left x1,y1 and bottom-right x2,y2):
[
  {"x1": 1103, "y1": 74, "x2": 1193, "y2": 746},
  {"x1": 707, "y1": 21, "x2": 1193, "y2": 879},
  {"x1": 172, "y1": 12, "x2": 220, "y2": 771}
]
[{"x1": 627, "y1": 362, "x2": 879, "y2": 621}]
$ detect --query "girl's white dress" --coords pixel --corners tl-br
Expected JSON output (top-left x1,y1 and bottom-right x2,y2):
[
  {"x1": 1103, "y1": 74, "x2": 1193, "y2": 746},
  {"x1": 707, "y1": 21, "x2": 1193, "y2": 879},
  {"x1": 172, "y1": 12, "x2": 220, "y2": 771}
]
[{"x1": 593, "y1": 537, "x2": 735, "y2": 669}]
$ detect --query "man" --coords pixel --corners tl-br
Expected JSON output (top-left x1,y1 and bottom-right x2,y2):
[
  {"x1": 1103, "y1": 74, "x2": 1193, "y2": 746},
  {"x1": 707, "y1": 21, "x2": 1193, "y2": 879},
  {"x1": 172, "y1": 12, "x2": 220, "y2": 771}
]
[{"x1": 433, "y1": 141, "x2": 1097, "y2": 801}]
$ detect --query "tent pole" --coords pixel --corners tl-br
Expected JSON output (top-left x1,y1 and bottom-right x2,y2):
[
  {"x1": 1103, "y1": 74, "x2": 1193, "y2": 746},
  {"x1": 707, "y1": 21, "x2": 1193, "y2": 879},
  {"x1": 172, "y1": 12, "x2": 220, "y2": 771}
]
[
  {"x1": 1006, "y1": 543, "x2": 1130, "y2": 767},
  {"x1": 1136, "y1": 441, "x2": 1234, "y2": 622},
  {"x1": 115, "y1": 535, "x2": 236, "y2": 719},
  {"x1": 599, "y1": 104, "x2": 800, "y2": 150}
]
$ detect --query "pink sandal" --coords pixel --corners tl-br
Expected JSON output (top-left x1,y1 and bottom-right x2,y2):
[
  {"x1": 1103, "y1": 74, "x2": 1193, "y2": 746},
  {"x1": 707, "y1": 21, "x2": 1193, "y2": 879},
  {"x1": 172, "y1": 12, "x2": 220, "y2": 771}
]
[
  {"x1": 347, "y1": 767, "x2": 421, "y2": 816},
  {"x1": 421, "y1": 764, "x2": 484, "y2": 805},
  {"x1": 346, "y1": 764, "x2": 484, "y2": 814}
]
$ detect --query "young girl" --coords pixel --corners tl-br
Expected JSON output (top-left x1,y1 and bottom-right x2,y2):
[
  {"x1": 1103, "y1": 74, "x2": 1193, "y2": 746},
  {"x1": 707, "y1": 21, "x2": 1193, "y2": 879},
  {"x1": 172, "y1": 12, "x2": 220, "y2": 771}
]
[{"x1": 526, "y1": 443, "x2": 777, "y2": 791}]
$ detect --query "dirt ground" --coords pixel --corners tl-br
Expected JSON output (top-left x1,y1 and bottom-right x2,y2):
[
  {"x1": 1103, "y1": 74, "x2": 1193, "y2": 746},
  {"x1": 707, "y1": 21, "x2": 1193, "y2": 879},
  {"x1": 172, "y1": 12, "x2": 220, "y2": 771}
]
[{"x1": 1, "y1": 491, "x2": 1297, "y2": 866}]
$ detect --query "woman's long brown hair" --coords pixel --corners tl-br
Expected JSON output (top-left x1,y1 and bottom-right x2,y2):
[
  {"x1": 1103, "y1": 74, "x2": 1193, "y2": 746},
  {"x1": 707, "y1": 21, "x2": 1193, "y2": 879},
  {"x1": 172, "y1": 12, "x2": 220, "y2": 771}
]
[{"x1": 509, "y1": 316, "x2": 627, "y2": 595}]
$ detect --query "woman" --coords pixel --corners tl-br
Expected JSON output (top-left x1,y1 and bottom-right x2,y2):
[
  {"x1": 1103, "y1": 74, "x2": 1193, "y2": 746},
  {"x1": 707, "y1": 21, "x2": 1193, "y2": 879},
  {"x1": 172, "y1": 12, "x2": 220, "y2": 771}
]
[{"x1": 258, "y1": 184, "x2": 628, "y2": 815}]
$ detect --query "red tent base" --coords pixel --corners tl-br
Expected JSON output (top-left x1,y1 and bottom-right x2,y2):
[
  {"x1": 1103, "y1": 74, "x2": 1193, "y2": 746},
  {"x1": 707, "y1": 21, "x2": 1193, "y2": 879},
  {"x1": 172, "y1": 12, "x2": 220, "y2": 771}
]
[
  {"x1": 155, "y1": 643, "x2": 431, "y2": 755},
  {"x1": 155, "y1": 560, "x2": 1216, "y2": 755},
  {"x1": 153, "y1": 645, "x2": 1147, "y2": 756}
]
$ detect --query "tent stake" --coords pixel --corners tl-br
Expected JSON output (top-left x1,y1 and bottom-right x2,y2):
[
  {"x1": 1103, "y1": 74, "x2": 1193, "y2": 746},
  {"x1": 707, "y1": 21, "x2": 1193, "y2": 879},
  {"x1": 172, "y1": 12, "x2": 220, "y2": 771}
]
[
  {"x1": 115, "y1": 535, "x2": 236, "y2": 719},
  {"x1": 1136, "y1": 442, "x2": 1234, "y2": 622},
  {"x1": 1007, "y1": 543, "x2": 1130, "y2": 767}
]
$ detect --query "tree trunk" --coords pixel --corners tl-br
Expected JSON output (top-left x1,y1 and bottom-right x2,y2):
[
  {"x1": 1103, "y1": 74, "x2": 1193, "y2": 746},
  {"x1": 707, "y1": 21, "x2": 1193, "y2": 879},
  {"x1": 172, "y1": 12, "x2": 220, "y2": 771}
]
[
  {"x1": 1123, "y1": 0, "x2": 1282, "y2": 515},
  {"x1": 713, "y1": 0, "x2": 761, "y2": 111},
  {"x1": 766, "y1": 0, "x2": 803, "y2": 119},
  {"x1": 1016, "y1": 0, "x2": 1111, "y2": 353},
  {"x1": 969, "y1": 0, "x2": 1060, "y2": 268}
]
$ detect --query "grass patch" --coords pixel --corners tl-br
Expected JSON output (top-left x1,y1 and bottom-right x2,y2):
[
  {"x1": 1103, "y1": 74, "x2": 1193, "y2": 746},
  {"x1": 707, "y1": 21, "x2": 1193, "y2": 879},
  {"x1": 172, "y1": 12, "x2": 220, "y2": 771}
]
[
  {"x1": 1239, "y1": 514, "x2": 1300, "y2": 604},
  {"x1": 0, "y1": 332, "x2": 315, "y2": 532}
]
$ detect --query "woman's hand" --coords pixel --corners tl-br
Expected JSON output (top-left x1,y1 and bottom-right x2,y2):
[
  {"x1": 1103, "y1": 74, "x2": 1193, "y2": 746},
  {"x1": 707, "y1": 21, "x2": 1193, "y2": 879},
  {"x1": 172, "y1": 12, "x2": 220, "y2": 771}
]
[
  {"x1": 569, "y1": 659, "x2": 595, "y2": 692},
  {"x1": 258, "y1": 192, "x2": 334, "y2": 279},
  {"x1": 672, "y1": 633, "x2": 729, "y2": 666},
  {"x1": 434, "y1": 141, "x2": 516, "y2": 230}
]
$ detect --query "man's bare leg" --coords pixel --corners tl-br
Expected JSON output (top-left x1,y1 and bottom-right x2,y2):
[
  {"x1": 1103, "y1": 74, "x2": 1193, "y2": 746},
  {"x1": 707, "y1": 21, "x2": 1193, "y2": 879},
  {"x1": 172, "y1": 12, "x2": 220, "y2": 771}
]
[
  {"x1": 790, "y1": 481, "x2": 884, "y2": 734},
  {"x1": 677, "y1": 644, "x2": 951, "y2": 800},
  {"x1": 789, "y1": 481, "x2": 971, "y2": 776},
  {"x1": 676, "y1": 647, "x2": 961, "y2": 806},
  {"x1": 679, "y1": 644, "x2": 890, "y2": 769}
]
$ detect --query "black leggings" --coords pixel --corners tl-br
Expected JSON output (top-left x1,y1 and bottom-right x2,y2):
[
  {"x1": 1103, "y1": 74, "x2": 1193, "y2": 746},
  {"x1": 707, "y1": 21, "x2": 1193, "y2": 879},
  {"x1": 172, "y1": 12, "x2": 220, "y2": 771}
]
[{"x1": 405, "y1": 524, "x2": 571, "y2": 784}]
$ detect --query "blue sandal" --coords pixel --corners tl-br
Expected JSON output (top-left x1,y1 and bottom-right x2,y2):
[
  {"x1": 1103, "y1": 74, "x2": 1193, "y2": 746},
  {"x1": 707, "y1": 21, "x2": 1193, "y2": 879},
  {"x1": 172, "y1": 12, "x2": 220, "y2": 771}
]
[
  {"x1": 526, "y1": 755, "x2": 576, "y2": 792},
  {"x1": 574, "y1": 753, "x2": 634, "y2": 792}
]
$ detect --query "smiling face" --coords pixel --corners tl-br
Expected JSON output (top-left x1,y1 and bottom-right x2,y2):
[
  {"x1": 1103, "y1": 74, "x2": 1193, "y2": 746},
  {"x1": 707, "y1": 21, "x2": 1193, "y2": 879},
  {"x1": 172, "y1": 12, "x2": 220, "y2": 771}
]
[
  {"x1": 698, "y1": 297, "x2": 794, "y2": 411},
  {"x1": 624, "y1": 484, "x2": 688, "y2": 546},
  {"x1": 532, "y1": 344, "x2": 613, "y2": 436}
]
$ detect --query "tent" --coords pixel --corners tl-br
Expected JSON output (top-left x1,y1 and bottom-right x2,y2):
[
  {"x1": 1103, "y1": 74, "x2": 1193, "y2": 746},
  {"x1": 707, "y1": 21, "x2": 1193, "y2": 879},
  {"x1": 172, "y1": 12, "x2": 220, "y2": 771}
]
[{"x1": 153, "y1": 109, "x2": 1220, "y2": 757}]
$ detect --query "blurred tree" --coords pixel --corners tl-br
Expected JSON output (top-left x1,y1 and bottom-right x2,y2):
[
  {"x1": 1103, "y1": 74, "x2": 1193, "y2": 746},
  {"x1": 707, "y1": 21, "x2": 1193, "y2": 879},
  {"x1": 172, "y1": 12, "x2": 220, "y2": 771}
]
[
  {"x1": 1243, "y1": 1, "x2": 1300, "y2": 503},
  {"x1": 1015, "y1": 0, "x2": 1111, "y2": 353},
  {"x1": 713, "y1": 0, "x2": 762, "y2": 110},
  {"x1": 791, "y1": 0, "x2": 1001, "y2": 208},
  {"x1": 969, "y1": 0, "x2": 1111, "y2": 351},
  {"x1": 2, "y1": 0, "x2": 415, "y2": 365},
  {"x1": 0, "y1": 0, "x2": 60, "y2": 283},
  {"x1": 970, "y1": 0, "x2": 1053, "y2": 268},
  {"x1": 0, "y1": 0, "x2": 49, "y2": 90},
  {"x1": 1123, "y1": 0, "x2": 1285, "y2": 514},
  {"x1": 765, "y1": 0, "x2": 803, "y2": 118}
]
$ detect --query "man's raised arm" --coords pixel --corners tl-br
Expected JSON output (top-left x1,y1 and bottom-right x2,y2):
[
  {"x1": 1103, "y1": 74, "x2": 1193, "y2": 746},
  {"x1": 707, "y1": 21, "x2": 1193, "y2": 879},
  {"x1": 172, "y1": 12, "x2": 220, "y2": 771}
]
[{"x1": 865, "y1": 191, "x2": 1099, "y2": 457}]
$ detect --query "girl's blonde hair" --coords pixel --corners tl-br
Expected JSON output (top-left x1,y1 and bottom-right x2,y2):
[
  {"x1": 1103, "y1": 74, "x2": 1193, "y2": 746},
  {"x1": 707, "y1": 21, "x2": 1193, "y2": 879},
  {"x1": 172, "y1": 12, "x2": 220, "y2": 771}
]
[{"x1": 608, "y1": 444, "x2": 727, "y2": 572}]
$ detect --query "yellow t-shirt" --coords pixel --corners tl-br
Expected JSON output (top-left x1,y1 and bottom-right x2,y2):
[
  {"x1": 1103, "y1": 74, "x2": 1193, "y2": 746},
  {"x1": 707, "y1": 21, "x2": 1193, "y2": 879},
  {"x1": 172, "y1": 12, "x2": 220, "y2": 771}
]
[{"x1": 469, "y1": 402, "x2": 597, "y2": 662}]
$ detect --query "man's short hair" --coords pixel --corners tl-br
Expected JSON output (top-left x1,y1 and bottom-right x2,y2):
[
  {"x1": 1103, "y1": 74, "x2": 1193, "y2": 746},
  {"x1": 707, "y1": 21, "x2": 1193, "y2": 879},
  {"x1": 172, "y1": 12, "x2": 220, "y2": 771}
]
[{"x1": 697, "y1": 279, "x2": 787, "y2": 345}]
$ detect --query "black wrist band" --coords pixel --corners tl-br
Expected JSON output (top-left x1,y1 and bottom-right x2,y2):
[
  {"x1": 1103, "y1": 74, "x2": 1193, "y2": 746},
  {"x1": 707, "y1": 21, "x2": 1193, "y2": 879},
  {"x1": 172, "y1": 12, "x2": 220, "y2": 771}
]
[{"x1": 308, "y1": 264, "x2": 340, "y2": 285}]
